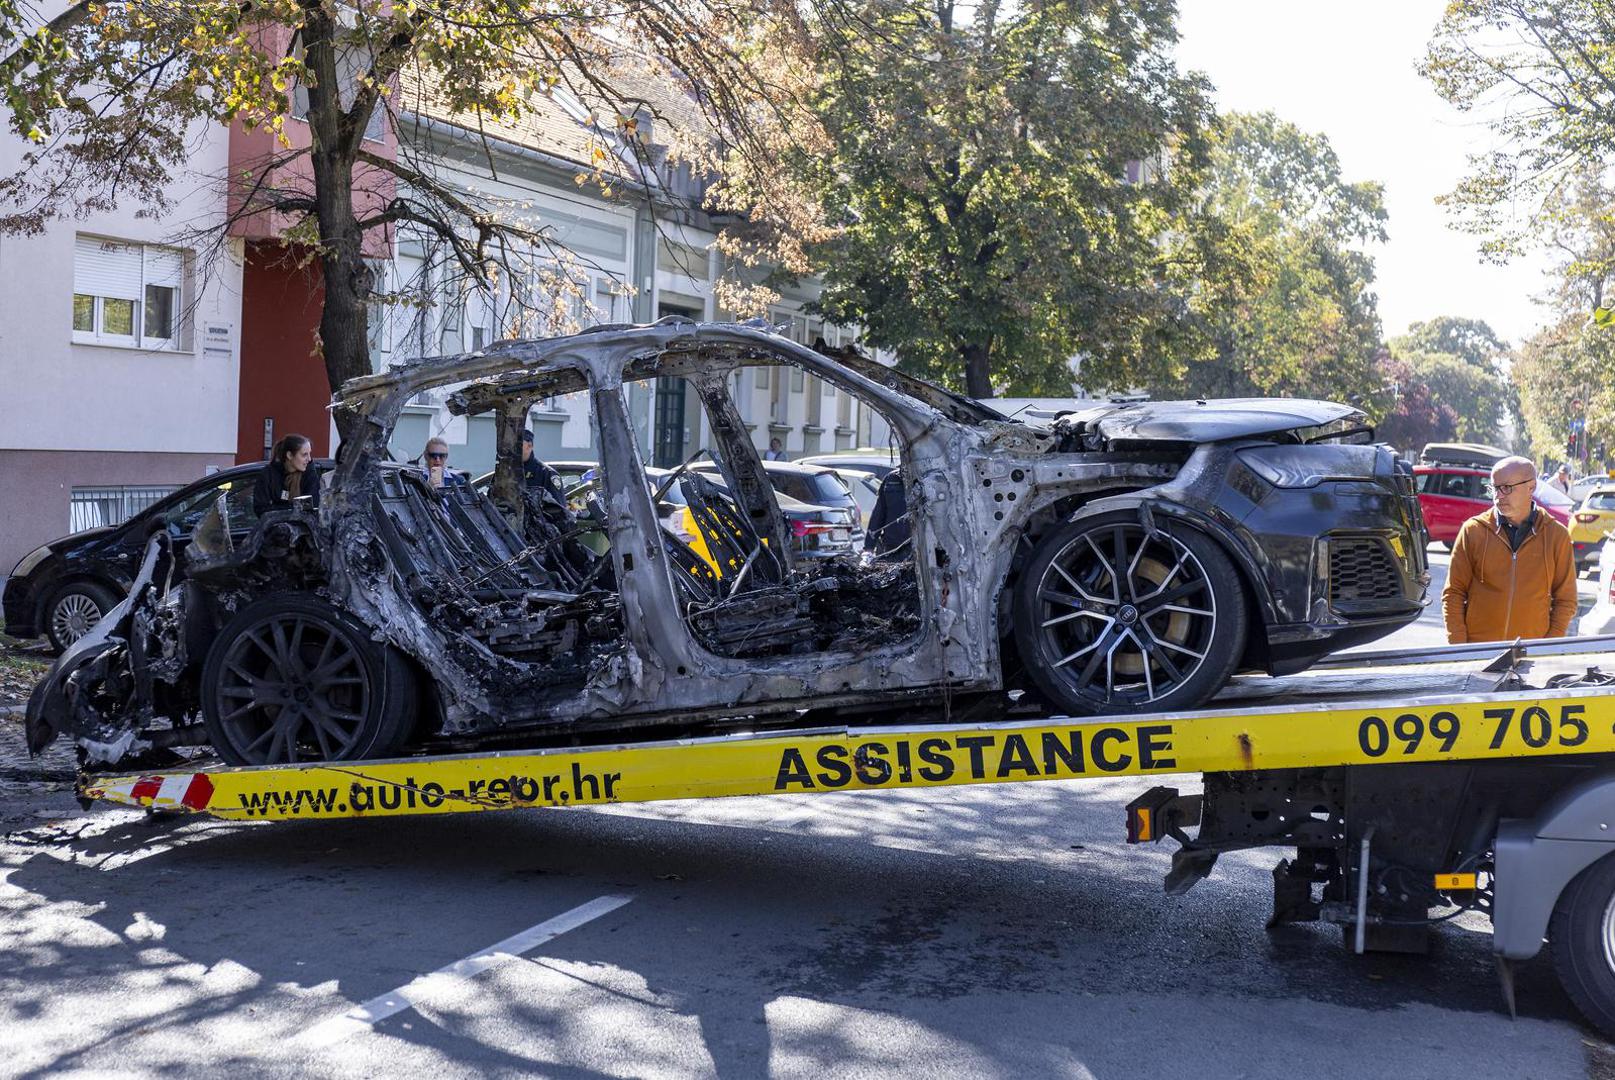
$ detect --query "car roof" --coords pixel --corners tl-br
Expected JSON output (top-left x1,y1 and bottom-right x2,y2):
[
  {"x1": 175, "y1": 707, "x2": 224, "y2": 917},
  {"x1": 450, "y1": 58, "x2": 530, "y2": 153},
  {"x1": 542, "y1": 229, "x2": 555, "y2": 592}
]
[
  {"x1": 799, "y1": 450, "x2": 899, "y2": 463},
  {"x1": 695, "y1": 460, "x2": 838, "y2": 479}
]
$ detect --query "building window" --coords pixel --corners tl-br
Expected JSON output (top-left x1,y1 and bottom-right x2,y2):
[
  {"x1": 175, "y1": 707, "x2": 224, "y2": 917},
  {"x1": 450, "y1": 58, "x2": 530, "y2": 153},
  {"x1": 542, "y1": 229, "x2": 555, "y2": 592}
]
[
  {"x1": 656, "y1": 239, "x2": 711, "y2": 281},
  {"x1": 145, "y1": 283, "x2": 175, "y2": 338},
  {"x1": 291, "y1": 40, "x2": 387, "y2": 143},
  {"x1": 73, "y1": 236, "x2": 189, "y2": 350},
  {"x1": 438, "y1": 291, "x2": 463, "y2": 354}
]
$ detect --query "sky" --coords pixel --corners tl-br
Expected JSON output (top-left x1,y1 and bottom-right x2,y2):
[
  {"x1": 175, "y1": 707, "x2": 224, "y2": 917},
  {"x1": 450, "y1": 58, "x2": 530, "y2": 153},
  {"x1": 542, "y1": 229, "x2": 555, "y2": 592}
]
[{"x1": 1174, "y1": 0, "x2": 1554, "y2": 348}]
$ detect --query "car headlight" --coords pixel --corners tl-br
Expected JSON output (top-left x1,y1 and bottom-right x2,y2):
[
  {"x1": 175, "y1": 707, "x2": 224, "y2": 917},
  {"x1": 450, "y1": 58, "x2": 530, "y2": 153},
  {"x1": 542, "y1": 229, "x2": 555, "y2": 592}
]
[
  {"x1": 10, "y1": 543, "x2": 52, "y2": 578},
  {"x1": 1237, "y1": 445, "x2": 1380, "y2": 489}
]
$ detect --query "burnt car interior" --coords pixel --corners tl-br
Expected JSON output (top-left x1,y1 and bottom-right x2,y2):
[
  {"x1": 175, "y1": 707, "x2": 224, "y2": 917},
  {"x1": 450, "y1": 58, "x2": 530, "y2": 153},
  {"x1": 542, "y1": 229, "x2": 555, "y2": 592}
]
[{"x1": 361, "y1": 359, "x2": 921, "y2": 680}]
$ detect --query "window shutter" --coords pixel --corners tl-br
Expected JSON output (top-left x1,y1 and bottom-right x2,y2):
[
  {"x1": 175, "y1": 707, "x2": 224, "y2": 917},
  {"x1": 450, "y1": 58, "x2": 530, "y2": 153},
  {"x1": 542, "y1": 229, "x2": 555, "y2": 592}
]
[
  {"x1": 74, "y1": 236, "x2": 142, "y2": 300},
  {"x1": 143, "y1": 245, "x2": 184, "y2": 289}
]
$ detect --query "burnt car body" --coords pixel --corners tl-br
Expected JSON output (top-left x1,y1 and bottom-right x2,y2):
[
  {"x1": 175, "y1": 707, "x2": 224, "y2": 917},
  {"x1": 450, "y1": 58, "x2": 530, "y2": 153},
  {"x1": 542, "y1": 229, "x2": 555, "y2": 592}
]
[{"x1": 28, "y1": 320, "x2": 1428, "y2": 768}]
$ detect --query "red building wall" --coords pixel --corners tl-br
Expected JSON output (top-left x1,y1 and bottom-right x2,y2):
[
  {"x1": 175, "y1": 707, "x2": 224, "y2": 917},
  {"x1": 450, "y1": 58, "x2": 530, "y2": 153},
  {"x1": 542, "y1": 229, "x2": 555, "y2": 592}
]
[{"x1": 235, "y1": 244, "x2": 331, "y2": 463}]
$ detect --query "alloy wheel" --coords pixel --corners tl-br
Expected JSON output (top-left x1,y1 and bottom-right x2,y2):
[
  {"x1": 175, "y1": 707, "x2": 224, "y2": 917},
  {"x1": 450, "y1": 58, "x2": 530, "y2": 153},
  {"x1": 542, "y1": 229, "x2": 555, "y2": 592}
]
[
  {"x1": 1032, "y1": 523, "x2": 1218, "y2": 706},
  {"x1": 213, "y1": 613, "x2": 373, "y2": 764}
]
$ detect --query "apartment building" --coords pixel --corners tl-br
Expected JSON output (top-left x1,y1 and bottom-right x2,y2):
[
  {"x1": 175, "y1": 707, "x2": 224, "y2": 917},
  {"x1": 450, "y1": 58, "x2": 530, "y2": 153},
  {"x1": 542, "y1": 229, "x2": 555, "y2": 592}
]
[
  {"x1": 0, "y1": 123, "x2": 244, "y2": 576},
  {"x1": 381, "y1": 71, "x2": 892, "y2": 478}
]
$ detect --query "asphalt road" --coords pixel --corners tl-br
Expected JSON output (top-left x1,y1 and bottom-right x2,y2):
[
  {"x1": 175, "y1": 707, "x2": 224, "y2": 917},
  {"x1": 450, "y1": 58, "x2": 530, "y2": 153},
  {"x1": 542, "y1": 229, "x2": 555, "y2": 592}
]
[{"x1": 2, "y1": 547, "x2": 1611, "y2": 1079}]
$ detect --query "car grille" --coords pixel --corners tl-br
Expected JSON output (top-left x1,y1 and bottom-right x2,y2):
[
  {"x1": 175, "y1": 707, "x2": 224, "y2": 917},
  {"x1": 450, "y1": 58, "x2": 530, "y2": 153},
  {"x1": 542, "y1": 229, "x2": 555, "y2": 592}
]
[{"x1": 1329, "y1": 539, "x2": 1402, "y2": 603}]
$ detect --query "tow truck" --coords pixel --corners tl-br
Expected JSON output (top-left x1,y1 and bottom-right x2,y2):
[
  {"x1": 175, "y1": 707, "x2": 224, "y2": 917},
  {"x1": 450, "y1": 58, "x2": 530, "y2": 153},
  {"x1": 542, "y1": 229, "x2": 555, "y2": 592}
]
[{"x1": 70, "y1": 633, "x2": 1615, "y2": 1038}]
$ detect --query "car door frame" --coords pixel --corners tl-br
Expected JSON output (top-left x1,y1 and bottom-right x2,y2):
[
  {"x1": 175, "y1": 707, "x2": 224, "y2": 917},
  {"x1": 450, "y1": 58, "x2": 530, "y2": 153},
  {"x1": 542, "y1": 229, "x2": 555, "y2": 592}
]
[{"x1": 579, "y1": 332, "x2": 989, "y2": 718}]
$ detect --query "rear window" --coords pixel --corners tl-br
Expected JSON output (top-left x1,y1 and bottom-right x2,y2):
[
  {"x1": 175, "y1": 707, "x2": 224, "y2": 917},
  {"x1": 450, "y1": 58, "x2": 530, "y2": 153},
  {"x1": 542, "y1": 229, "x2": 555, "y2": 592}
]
[
  {"x1": 1587, "y1": 492, "x2": 1615, "y2": 510},
  {"x1": 1417, "y1": 470, "x2": 1484, "y2": 499},
  {"x1": 1535, "y1": 481, "x2": 1575, "y2": 508},
  {"x1": 811, "y1": 473, "x2": 852, "y2": 503}
]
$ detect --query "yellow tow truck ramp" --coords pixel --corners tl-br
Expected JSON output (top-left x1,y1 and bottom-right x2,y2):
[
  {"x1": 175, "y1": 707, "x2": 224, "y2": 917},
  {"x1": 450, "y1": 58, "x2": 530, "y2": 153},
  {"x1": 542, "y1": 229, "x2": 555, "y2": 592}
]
[
  {"x1": 83, "y1": 636, "x2": 1615, "y2": 822},
  {"x1": 72, "y1": 637, "x2": 1615, "y2": 1037},
  {"x1": 86, "y1": 674, "x2": 1615, "y2": 820}
]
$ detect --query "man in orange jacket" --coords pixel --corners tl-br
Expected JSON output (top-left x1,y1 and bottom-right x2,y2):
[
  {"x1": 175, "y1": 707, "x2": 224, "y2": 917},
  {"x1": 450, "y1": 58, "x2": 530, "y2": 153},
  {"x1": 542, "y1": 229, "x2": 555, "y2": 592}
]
[{"x1": 1443, "y1": 456, "x2": 1578, "y2": 643}]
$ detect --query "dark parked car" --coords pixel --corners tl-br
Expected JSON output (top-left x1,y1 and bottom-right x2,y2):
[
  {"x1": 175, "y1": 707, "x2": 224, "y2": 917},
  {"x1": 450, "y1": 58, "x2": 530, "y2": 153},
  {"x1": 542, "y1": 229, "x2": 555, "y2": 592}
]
[
  {"x1": 29, "y1": 321, "x2": 1428, "y2": 770},
  {"x1": 3, "y1": 463, "x2": 309, "y2": 653},
  {"x1": 696, "y1": 459, "x2": 865, "y2": 535}
]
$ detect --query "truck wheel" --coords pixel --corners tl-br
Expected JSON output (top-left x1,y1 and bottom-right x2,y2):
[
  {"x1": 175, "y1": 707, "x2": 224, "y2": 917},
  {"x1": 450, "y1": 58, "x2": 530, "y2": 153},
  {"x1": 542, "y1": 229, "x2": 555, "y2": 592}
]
[
  {"x1": 201, "y1": 593, "x2": 417, "y2": 765},
  {"x1": 1012, "y1": 512, "x2": 1247, "y2": 715},
  {"x1": 45, "y1": 580, "x2": 121, "y2": 654},
  {"x1": 1550, "y1": 853, "x2": 1615, "y2": 1038}
]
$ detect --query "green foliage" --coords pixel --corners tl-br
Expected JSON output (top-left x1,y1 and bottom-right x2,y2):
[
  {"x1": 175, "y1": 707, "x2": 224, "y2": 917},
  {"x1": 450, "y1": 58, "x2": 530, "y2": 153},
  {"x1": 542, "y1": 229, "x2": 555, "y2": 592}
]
[
  {"x1": 804, "y1": 0, "x2": 1218, "y2": 398},
  {"x1": 0, "y1": 2, "x2": 74, "y2": 143},
  {"x1": 1514, "y1": 316, "x2": 1615, "y2": 464},
  {"x1": 1399, "y1": 316, "x2": 1507, "y2": 370},
  {"x1": 1375, "y1": 349, "x2": 1459, "y2": 454},
  {"x1": 1422, "y1": 1, "x2": 1615, "y2": 279},
  {"x1": 1158, "y1": 112, "x2": 1387, "y2": 409},
  {"x1": 1392, "y1": 344, "x2": 1506, "y2": 444}
]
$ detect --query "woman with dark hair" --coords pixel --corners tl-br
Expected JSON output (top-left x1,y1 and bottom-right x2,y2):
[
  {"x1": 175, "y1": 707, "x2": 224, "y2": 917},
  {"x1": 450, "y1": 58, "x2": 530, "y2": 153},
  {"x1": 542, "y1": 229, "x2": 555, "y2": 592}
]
[{"x1": 252, "y1": 433, "x2": 322, "y2": 514}]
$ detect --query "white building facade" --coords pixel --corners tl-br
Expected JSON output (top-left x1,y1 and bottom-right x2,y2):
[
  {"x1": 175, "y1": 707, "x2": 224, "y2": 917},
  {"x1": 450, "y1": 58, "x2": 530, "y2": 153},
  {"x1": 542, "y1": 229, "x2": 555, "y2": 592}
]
[
  {"x1": 0, "y1": 125, "x2": 243, "y2": 576},
  {"x1": 376, "y1": 92, "x2": 892, "y2": 479}
]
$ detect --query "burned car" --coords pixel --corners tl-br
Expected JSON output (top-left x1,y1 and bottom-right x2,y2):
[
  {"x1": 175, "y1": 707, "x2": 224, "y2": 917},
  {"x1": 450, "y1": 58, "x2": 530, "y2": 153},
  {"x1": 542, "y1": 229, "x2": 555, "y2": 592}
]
[{"x1": 28, "y1": 320, "x2": 1428, "y2": 768}]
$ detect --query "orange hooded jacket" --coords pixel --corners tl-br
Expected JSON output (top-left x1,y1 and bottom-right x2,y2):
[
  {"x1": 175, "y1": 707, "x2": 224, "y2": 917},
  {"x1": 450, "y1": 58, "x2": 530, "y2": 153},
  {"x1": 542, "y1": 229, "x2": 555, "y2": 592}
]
[{"x1": 1441, "y1": 508, "x2": 1577, "y2": 644}]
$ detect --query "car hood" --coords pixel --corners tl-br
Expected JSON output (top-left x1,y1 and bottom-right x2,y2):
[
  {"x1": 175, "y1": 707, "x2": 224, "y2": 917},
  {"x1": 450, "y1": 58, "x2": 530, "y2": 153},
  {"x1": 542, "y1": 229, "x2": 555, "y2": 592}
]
[
  {"x1": 1045, "y1": 398, "x2": 1365, "y2": 443},
  {"x1": 47, "y1": 525, "x2": 119, "y2": 554}
]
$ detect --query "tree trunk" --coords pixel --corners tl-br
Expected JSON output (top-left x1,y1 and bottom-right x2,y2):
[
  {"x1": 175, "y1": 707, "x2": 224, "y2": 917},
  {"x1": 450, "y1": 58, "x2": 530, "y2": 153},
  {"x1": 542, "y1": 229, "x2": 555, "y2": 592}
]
[
  {"x1": 302, "y1": 5, "x2": 374, "y2": 396},
  {"x1": 312, "y1": 153, "x2": 374, "y2": 394},
  {"x1": 963, "y1": 341, "x2": 992, "y2": 399}
]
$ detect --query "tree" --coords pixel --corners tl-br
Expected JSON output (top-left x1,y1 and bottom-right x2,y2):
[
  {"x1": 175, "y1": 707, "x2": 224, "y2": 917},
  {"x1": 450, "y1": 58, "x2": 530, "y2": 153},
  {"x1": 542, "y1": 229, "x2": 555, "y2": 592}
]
[
  {"x1": 1399, "y1": 316, "x2": 1507, "y2": 371},
  {"x1": 3, "y1": 0, "x2": 821, "y2": 395},
  {"x1": 1536, "y1": 163, "x2": 1615, "y2": 315},
  {"x1": 1395, "y1": 346, "x2": 1507, "y2": 444},
  {"x1": 804, "y1": 0, "x2": 1219, "y2": 398},
  {"x1": 1158, "y1": 112, "x2": 1387, "y2": 407},
  {"x1": 1514, "y1": 316, "x2": 1615, "y2": 464},
  {"x1": 1422, "y1": 1, "x2": 1615, "y2": 278},
  {"x1": 0, "y1": 2, "x2": 76, "y2": 142},
  {"x1": 1375, "y1": 349, "x2": 1459, "y2": 454}
]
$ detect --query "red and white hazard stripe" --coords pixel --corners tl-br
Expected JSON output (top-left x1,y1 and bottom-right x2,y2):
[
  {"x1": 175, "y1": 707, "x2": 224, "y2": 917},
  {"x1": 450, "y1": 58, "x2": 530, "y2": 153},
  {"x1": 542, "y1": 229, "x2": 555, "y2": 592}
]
[{"x1": 110, "y1": 773, "x2": 216, "y2": 811}]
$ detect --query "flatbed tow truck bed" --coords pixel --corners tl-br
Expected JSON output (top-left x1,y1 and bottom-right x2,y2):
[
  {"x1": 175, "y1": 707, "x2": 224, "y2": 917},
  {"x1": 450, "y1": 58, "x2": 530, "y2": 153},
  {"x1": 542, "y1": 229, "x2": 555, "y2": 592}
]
[{"x1": 72, "y1": 636, "x2": 1615, "y2": 1037}]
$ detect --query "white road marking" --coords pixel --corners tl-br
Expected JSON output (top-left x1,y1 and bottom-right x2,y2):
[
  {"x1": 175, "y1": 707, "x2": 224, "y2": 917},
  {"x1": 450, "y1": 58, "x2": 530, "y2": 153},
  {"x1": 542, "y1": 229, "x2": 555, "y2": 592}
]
[{"x1": 296, "y1": 893, "x2": 633, "y2": 1049}]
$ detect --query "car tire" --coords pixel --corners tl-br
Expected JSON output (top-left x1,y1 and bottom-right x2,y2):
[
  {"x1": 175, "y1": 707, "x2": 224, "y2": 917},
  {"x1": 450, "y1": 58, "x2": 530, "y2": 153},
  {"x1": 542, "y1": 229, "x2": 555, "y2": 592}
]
[
  {"x1": 1550, "y1": 853, "x2": 1615, "y2": 1039},
  {"x1": 44, "y1": 580, "x2": 121, "y2": 654},
  {"x1": 1012, "y1": 511, "x2": 1248, "y2": 716},
  {"x1": 200, "y1": 592, "x2": 418, "y2": 765}
]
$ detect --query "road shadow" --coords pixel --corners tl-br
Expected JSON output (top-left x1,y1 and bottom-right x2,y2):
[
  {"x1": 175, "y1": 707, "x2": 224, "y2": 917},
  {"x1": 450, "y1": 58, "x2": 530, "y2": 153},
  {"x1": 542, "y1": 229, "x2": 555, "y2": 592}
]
[{"x1": 1, "y1": 785, "x2": 1590, "y2": 1077}]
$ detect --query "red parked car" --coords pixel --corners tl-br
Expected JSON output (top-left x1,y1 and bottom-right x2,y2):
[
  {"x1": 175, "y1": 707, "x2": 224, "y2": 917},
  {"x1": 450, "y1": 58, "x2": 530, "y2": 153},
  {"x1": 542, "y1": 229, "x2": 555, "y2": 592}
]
[{"x1": 1414, "y1": 464, "x2": 1574, "y2": 546}]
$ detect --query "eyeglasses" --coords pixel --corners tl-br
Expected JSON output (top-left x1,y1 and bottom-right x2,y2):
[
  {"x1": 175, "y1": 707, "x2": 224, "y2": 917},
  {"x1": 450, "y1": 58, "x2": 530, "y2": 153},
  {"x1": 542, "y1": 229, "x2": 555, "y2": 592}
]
[
  {"x1": 426, "y1": 452, "x2": 448, "y2": 461},
  {"x1": 1487, "y1": 478, "x2": 1535, "y2": 495}
]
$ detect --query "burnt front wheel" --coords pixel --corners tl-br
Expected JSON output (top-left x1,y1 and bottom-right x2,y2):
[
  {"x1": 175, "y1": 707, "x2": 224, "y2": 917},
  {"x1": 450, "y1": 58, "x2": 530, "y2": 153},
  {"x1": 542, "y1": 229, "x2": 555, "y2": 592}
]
[
  {"x1": 1012, "y1": 513, "x2": 1247, "y2": 715},
  {"x1": 201, "y1": 593, "x2": 417, "y2": 765}
]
